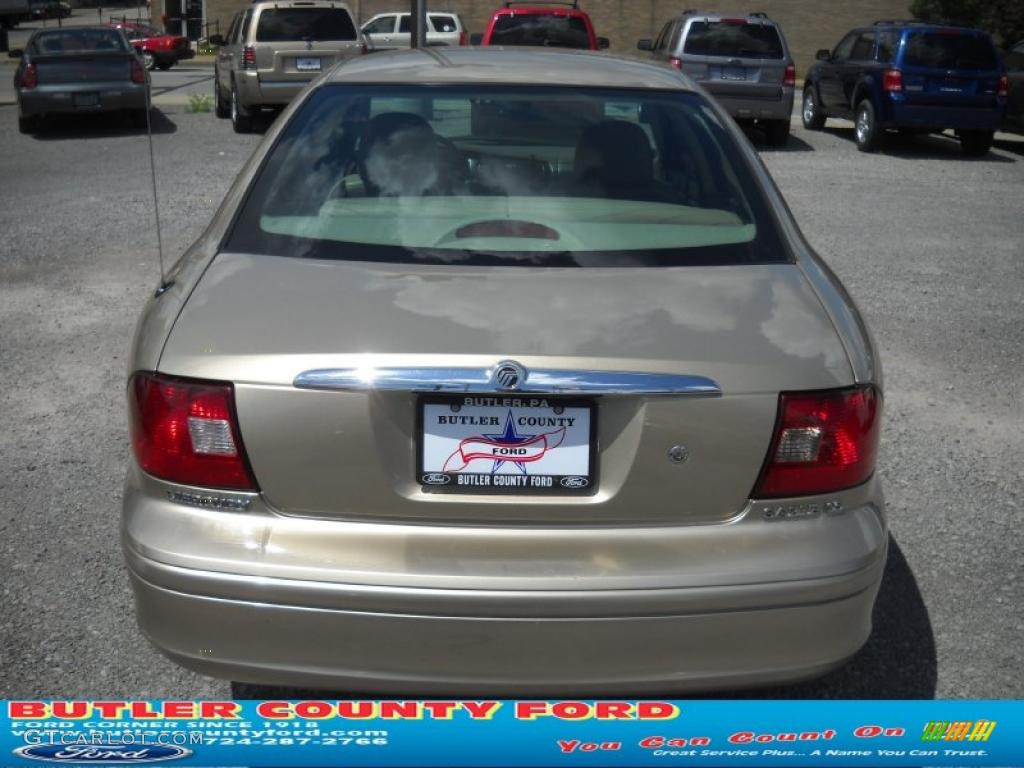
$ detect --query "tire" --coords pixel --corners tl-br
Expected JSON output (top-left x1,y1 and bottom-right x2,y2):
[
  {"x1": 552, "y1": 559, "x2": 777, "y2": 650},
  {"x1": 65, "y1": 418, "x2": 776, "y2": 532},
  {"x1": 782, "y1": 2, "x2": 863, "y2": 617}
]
[
  {"x1": 960, "y1": 129, "x2": 994, "y2": 157},
  {"x1": 854, "y1": 98, "x2": 880, "y2": 152},
  {"x1": 764, "y1": 118, "x2": 790, "y2": 147},
  {"x1": 802, "y1": 86, "x2": 826, "y2": 130},
  {"x1": 214, "y1": 75, "x2": 229, "y2": 118},
  {"x1": 142, "y1": 50, "x2": 156, "y2": 71},
  {"x1": 156, "y1": 61, "x2": 173, "y2": 71},
  {"x1": 230, "y1": 81, "x2": 253, "y2": 133}
]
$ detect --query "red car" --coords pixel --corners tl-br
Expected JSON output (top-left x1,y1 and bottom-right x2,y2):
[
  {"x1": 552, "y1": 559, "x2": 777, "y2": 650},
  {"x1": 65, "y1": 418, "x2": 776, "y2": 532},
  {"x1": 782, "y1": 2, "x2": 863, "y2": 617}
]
[
  {"x1": 109, "y1": 21, "x2": 193, "y2": 70},
  {"x1": 476, "y1": 1, "x2": 608, "y2": 50}
]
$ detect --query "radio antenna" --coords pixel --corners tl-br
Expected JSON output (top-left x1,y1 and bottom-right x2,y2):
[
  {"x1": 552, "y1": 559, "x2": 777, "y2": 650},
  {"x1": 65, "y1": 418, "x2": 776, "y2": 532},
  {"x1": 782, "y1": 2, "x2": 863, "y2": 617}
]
[{"x1": 144, "y1": 75, "x2": 171, "y2": 296}]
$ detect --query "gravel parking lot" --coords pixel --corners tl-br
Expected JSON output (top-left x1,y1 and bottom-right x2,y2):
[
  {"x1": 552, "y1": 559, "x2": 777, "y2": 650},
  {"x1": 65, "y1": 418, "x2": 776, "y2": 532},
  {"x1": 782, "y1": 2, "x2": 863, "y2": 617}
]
[{"x1": 1, "y1": 71, "x2": 1022, "y2": 699}]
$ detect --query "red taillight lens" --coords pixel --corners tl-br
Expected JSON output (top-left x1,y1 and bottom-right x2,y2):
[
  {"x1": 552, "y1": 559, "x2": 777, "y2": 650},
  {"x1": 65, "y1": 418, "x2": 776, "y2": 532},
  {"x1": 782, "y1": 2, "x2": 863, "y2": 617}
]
[
  {"x1": 997, "y1": 74, "x2": 1009, "y2": 98},
  {"x1": 129, "y1": 372, "x2": 258, "y2": 491},
  {"x1": 459, "y1": 30, "x2": 468, "y2": 46},
  {"x1": 753, "y1": 386, "x2": 881, "y2": 498},
  {"x1": 669, "y1": 56, "x2": 683, "y2": 70},
  {"x1": 131, "y1": 57, "x2": 146, "y2": 84},
  {"x1": 20, "y1": 63, "x2": 38, "y2": 89},
  {"x1": 882, "y1": 68, "x2": 903, "y2": 93},
  {"x1": 783, "y1": 63, "x2": 795, "y2": 88},
  {"x1": 242, "y1": 45, "x2": 256, "y2": 69}
]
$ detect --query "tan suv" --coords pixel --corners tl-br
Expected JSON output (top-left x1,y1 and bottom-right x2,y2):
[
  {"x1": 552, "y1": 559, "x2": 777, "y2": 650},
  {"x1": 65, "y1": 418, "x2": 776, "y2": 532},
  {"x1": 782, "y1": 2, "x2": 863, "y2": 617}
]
[{"x1": 211, "y1": 0, "x2": 364, "y2": 132}]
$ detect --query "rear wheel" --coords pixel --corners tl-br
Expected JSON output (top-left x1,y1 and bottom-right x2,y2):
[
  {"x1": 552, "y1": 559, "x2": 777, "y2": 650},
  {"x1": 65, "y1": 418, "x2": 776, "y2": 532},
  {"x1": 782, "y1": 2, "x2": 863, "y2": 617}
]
[
  {"x1": 854, "y1": 99, "x2": 880, "y2": 152},
  {"x1": 959, "y1": 129, "x2": 994, "y2": 157},
  {"x1": 214, "y1": 76, "x2": 229, "y2": 118},
  {"x1": 231, "y1": 81, "x2": 253, "y2": 133},
  {"x1": 17, "y1": 114, "x2": 38, "y2": 134},
  {"x1": 764, "y1": 118, "x2": 790, "y2": 147},
  {"x1": 802, "y1": 86, "x2": 826, "y2": 130},
  {"x1": 156, "y1": 60, "x2": 173, "y2": 71}
]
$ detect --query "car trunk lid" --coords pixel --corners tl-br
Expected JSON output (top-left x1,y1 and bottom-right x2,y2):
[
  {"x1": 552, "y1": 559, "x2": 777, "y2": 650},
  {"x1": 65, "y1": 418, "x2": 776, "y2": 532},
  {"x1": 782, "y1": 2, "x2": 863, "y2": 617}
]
[
  {"x1": 680, "y1": 19, "x2": 787, "y2": 100},
  {"x1": 159, "y1": 253, "x2": 853, "y2": 525},
  {"x1": 33, "y1": 52, "x2": 134, "y2": 84},
  {"x1": 900, "y1": 30, "x2": 1002, "y2": 108}
]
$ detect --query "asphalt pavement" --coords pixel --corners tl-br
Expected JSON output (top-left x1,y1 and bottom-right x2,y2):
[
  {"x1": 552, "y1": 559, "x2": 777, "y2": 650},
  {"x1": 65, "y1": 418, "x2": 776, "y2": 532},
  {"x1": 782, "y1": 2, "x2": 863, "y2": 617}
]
[{"x1": 0, "y1": 87, "x2": 1022, "y2": 699}]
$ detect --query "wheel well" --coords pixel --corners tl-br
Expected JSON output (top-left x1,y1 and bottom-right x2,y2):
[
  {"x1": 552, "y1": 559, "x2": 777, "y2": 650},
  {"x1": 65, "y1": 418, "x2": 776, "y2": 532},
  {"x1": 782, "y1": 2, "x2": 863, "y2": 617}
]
[{"x1": 852, "y1": 83, "x2": 872, "y2": 109}]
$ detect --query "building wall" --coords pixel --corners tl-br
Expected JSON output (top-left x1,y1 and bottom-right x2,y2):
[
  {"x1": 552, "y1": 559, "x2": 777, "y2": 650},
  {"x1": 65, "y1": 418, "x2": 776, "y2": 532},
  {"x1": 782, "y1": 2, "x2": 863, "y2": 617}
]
[{"x1": 171, "y1": 0, "x2": 912, "y2": 77}]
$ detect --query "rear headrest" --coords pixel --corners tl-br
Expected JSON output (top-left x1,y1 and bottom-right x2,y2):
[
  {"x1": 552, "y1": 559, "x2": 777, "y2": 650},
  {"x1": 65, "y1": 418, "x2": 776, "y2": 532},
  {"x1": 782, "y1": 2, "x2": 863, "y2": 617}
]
[{"x1": 574, "y1": 120, "x2": 655, "y2": 189}]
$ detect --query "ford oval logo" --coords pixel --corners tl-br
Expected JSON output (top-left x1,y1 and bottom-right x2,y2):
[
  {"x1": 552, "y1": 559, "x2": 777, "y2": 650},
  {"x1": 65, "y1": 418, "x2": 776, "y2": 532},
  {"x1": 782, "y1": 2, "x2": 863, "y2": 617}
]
[
  {"x1": 14, "y1": 745, "x2": 191, "y2": 764},
  {"x1": 422, "y1": 473, "x2": 451, "y2": 486},
  {"x1": 560, "y1": 475, "x2": 588, "y2": 488}
]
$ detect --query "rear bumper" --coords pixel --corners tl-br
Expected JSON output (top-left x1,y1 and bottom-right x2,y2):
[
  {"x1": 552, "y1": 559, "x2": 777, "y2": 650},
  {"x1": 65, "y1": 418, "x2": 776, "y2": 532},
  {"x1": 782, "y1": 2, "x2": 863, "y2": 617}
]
[
  {"x1": 19, "y1": 82, "x2": 147, "y2": 116},
  {"x1": 884, "y1": 99, "x2": 1004, "y2": 131},
  {"x1": 707, "y1": 87, "x2": 794, "y2": 121},
  {"x1": 236, "y1": 70, "x2": 313, "y2": 108},
  {"x1": 123, "y1": 467, "x2": 887, "y2": 694}
]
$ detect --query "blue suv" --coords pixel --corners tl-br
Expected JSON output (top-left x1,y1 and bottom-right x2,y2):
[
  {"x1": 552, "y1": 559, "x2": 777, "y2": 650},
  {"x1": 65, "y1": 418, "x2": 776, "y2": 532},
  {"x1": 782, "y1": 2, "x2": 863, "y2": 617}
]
[{"x1": 803, "y1": 21, "x2": 1008, "y2": 155}]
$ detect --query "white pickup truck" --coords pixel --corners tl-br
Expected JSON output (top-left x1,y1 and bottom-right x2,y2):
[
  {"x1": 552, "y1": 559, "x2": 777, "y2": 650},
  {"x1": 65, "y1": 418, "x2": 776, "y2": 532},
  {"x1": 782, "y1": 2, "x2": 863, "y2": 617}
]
[{"x1": 361, "y1": 11, "x2": 467, "y2": 50}]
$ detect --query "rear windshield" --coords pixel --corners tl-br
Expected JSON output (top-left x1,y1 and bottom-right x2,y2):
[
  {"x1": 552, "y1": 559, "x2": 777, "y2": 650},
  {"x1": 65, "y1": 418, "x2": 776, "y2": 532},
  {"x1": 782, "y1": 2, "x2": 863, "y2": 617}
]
[
  {"x1": 255, "y1": 8, "x2": 357, "y2": 42},
  {"x1": 683, "y1": 21, "x2": 784, "y2": 59},
  {"x1": 431, "y1": 14, "x2": 458, "y2": 33},
  {"x1": 903, "y1": 31, "x2": 998, "y2": 70},
  {"x1": 491, "y1": 14, "x2": 590, "y2": 49},
  {"x1": 31, "y1": 28, "x2": 130, "y2": 54},
  {"x1": 227, "y1": 85, "x2": 789, "y2": 268}
]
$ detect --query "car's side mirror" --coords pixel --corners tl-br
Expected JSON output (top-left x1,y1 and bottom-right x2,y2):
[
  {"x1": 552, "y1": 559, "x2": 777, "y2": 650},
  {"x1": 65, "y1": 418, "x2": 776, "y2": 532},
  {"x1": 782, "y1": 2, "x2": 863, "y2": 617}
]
[
  {"x1": 637, "y1": 38, "x2": 653, "y2": 51},
  {"x1": 8, "y1": 48, "x2": 24, "y2": 58},
  {"x1": 469, "y1": 32, "x2": 483, "y2": 46},
  {"x1": 816, "y1": 49, "x2": 832, "y2": 61},
  {"x1": 598, "y1": 36, "x2": 610, "y2": 49},
  {"x1": 208, "y1": 34, "x2": 225, "y2": 46}
]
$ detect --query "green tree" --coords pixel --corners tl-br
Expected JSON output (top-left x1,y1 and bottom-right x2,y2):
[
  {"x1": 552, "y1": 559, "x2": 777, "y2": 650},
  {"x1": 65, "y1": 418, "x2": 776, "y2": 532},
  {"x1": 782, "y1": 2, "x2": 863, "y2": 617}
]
[{"x1": 910, "y1": 0, "x2": 1024, "y2": 46}]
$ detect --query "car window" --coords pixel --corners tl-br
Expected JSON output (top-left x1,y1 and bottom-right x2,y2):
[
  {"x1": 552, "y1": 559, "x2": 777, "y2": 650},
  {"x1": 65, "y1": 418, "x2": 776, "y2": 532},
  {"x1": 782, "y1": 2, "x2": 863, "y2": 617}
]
[
  {"x1": 398, "y1": 15, "x2": 411, "y2": 34},
  {"x1": 225, "y1": 13, "x2": 239, "y2": 43},
  {"x1": 850, "y1": 32, "x2": 875, "y2": 61},
  {"x1": 227, "y1": 85, "x2": 790, "y2": 268},
  {"x1": 683, "y1": 21, "x2": 784, "y2": 59},
  {"x1": 652, "y1": 20, "x2": 672, "y2": 53},
  {"x1": 490, "y1": 14, "x2": 590, "y2": 49},
  {"x1": 876, "y1": 30, "x2": 899, "y2": 62},
  {"x1": 903, "y1": 31, "x2": 998, "y2": 70},
  {"x1": 363, "y1": 15, "x2": 395, "y2": 35},
  {"x1": 431, "y1": 14, "x2": 458, "y2": 33},
  {"x1": 255, "y1": 8, "x2": 357, "y2": 42},
  {"x1": 31, "y1": 28, "x2": 130, "y2": 54},
  {"x1": 832, "y1": 32, "x2": 858, "y2": 61},
  {"x1": 239, "y1": 10, "x2": 253, "y2": 43}
]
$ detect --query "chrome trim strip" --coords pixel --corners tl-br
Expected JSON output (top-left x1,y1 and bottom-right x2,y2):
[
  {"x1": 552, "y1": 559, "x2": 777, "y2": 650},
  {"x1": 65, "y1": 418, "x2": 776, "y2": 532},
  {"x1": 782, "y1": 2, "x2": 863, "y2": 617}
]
[{"x1": 293, "y1": 367, "x2": 721, "y2": 396}]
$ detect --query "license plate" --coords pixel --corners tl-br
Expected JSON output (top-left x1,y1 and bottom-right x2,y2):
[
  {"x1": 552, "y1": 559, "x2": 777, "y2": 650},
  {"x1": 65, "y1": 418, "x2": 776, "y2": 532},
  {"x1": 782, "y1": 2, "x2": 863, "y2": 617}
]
[
  {"x1": 295, "y1": 57, "x2": 321, "y2": 71},
  {"x1": 721, "y1": 67, "x2": 747, "y2": 81},
  {"x1": 419, "y1": 396, "x2": 595, "y2": 494},
  {"x1": 73, "y1": 92, "x2": 99, "y2": 107}
]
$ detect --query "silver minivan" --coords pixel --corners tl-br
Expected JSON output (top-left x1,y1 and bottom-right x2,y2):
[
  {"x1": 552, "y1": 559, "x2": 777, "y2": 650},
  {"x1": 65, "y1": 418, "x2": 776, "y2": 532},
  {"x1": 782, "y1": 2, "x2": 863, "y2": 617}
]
[
  {"x1": 638, "y1": 11, "x2": 795, "y2": 146},
  {"x1": 211, "y1": 0, "x2": 365, "y2": 133}
]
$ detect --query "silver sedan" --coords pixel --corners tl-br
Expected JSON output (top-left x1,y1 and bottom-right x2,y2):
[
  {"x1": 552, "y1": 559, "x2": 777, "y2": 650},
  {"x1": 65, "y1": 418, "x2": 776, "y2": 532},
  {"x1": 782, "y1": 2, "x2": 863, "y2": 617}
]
[{"x1": 123, "y1": 48, "x2": 885, "y2": 694}]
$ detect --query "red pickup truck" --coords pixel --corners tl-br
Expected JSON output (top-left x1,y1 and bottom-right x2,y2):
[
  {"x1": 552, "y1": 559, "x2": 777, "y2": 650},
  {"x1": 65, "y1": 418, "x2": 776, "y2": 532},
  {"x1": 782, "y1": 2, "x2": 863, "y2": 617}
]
[{"x1": 475, "y1": 1, "x2": 608, "y2": 50}]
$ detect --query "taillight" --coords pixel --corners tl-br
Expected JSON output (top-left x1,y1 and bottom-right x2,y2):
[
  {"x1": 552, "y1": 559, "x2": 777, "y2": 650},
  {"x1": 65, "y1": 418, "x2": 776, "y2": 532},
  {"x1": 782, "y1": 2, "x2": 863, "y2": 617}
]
[
  {"x1": 669, "y1": 56, "x2": 683, "y2": 71},
  {"x1": 997, "y1": 74, "x2": 1009, "y2": 98},
  {"x1": 129, "y1": 372, "x2": 258, "y2": 491},
  {"x1": 459, "y1": 30, "x2": 468, "y2": 46},
  {"x1": 360, "y1": 41, "x2": 368, "y2": 55},
  {"x1": 242, "y1": 45, "x2": 256, "y2": 69},
  {"x1": 752, "y1": 386, "x2": 881, "y2": 499},
  {"x1": 783, "y1": 63, "x2": 795, "y2": 88},
  {"x1": 882, "y1": 68, "x2": 903, "y2": 93},
  {"x1": 131, "y1": 57, "x2": 146, "y2": 84},
  {"x1": 20, "y1": 62, "x2": 38, "y2": 89}
]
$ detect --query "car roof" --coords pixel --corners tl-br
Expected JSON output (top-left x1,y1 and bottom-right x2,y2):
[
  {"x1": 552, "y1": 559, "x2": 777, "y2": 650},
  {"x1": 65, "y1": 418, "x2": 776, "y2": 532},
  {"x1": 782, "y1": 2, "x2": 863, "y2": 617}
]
[
  {"x1": 491, "y1": 6, "x2": 590, "y2": 16},
  {"x1": 326, "y1": 47, "x2": 694, "y2": 90},
  {"x1": 870, "y1": 21, "x2": 988, "y2": 34},
  {"x1": 678, "y1": 11, "x2": 777, "y2": 24}
]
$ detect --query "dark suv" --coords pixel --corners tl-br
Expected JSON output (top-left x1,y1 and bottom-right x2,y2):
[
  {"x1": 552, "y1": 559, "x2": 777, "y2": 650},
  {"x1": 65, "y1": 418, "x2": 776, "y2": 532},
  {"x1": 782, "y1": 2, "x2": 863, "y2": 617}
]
[{"x1": 803, "y1": 21, "x2": 1008, "y2": 155}]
